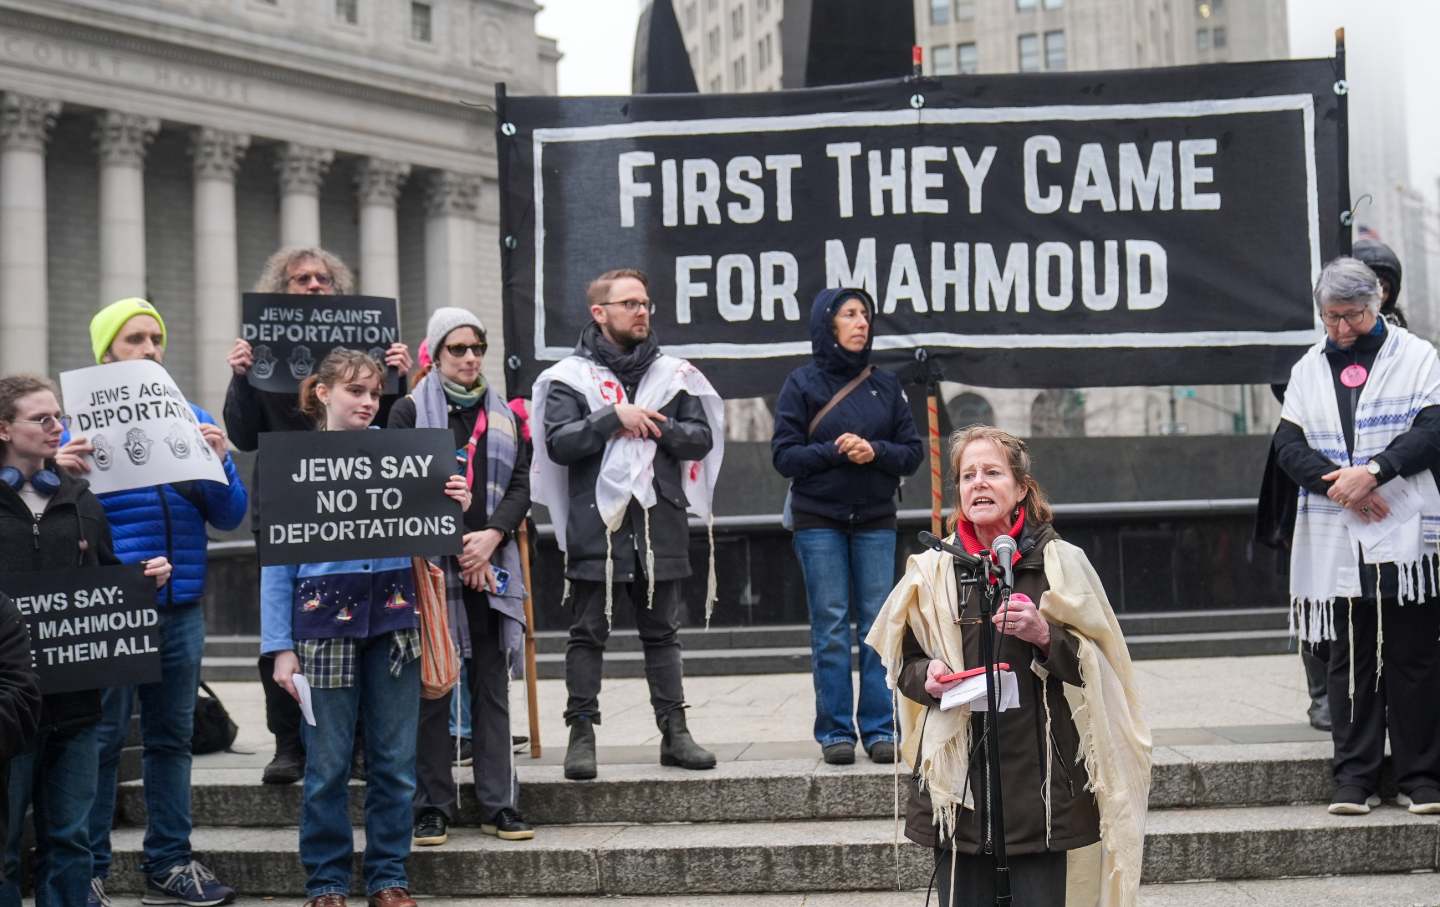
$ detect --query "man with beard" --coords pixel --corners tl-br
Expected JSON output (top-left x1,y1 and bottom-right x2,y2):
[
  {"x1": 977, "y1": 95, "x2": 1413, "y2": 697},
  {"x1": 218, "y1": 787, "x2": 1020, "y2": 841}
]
[{"x1": 530, "y1": 268, "x2": 725, "y2": 781}]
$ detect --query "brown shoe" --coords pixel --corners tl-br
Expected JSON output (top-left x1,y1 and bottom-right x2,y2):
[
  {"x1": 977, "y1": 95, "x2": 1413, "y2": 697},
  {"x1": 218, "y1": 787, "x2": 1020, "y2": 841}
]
[
  {"x1": 303, "y1": 896, "x2": 347, "y2": 907},
  {"x1": 367, "y1": 888, "x2": 416, "y2": 907}
]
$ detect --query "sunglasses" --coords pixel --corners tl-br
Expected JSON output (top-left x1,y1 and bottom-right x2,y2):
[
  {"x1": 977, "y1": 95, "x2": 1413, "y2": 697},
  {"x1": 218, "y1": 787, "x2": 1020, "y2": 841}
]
[{"x1": 444, "y1": 342, "x2": 487, "y2": 359}]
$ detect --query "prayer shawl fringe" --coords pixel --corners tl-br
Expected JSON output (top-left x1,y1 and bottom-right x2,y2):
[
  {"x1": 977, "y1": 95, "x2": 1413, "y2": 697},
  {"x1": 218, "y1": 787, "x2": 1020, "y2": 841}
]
[
  {"x1": 865, "y1": 540, "x2": 1152, "y2": 907},
  {"x1": 1283, "y1": 325, "x2": 1440, "y2": 644},
  {"x1": 531, "y1": 354, "x2": 725, "y2": 625}
]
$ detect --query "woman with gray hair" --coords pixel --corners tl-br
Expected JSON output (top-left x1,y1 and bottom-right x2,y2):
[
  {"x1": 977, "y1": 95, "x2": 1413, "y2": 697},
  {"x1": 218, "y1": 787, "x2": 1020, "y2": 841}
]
[{"x1": 1271, "y1": 255, "x2": 1440, "y2": 816}]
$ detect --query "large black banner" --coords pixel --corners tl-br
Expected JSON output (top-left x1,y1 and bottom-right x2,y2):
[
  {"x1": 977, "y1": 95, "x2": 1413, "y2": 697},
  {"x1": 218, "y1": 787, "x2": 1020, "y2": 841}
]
[
  {"x1": 0, "y1": 565, "x2": 160, "y2": 695},
  {"x1": 257, "y1": 429, "x2": 462, "y2": 566},
  {"x1": 498, "y1": 60, "x2": 1345, "y2": 397}
]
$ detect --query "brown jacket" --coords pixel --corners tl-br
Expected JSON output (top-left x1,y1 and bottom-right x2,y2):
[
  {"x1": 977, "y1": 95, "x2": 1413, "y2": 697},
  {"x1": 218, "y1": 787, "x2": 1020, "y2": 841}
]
[{"x1": 896, "y1": 522, "x2": 1102, "y2": 855}]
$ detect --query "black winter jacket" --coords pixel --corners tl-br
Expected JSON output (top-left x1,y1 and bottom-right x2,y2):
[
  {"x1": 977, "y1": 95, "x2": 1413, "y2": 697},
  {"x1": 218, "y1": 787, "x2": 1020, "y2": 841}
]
[
  {"x1": 772, "y1": 288, "x2": 924, "y2": 526},
  {"x1": 0, "y1": 469, "x2": 121, "y2": 734},
  {"x1": 0, "y1": 590, "x2": 42, "y2": 884},
  {"x1": 542, "y1": 351, "x2": 714, "y2": 584}
]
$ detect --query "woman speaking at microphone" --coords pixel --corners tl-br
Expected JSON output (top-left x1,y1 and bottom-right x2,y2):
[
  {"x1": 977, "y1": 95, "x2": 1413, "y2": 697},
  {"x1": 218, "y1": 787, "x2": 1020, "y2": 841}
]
[{"x1": 866, "y1": 426, "x2": 1150, "y2": 906}]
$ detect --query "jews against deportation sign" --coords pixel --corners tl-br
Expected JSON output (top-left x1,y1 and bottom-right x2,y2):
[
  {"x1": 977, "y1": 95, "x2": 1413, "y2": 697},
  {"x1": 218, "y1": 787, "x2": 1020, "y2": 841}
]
[
  {"x1": 498, "y1": 59, "x2": 1345, "y2": 396},
  {"x1": 60, "y1": 360, "x2": 229, "y2": 495},
  {"x1": 257, "y1": 429, "x2": 462, "y2": 566},
  {"x1": 0, "y1": 565, "x2": 160, "y2": 695},
  {"x1": 241, "y1": 294, "x2": 402, "y2": 394}
]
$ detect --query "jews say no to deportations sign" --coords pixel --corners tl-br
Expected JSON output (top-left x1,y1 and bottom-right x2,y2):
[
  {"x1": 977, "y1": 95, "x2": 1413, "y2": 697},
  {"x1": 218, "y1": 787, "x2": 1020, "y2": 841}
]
[
  {"x1": 497, "y1": 59, "x2": 1346, "y2": 396},
  {"x1": 257, "y1": 429, "x2": 463, "y2": 566},
  {"x1": 0, "y1": 565, "x2": 160, "y2": 695},
  {"x1": 241, "y1": 294, "x2": 402, "y2": 394},
  {"x1": 60, "y1": 359, "x2": 230, "y2": 495}
]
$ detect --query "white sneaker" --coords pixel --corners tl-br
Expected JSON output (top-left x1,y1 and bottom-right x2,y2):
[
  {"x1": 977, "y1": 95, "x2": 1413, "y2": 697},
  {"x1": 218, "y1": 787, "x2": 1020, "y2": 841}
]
[{"x1": 1396, "y1": 789, "x2": 1440, "y2": 815}]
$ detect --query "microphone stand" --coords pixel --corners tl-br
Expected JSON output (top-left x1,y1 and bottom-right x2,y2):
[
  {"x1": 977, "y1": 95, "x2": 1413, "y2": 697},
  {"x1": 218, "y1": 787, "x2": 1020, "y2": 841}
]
[{"x1": 918, "y1": 532, "x2": 1012, "y2": 906}]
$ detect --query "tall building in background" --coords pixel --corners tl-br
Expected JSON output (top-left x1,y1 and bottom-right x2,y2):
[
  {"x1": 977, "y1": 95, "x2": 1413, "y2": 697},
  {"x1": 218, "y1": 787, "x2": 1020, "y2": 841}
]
[
  {"x1": 661, "y1": 0, "x2": 1298, "y2": 438},
  {"x1": 0, "y1": 0, "x2": 557, "y2": 413}
]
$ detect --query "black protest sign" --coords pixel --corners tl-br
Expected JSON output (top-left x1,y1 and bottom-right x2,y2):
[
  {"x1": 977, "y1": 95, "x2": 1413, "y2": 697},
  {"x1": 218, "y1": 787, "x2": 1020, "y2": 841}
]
[
  {"x1": 0, "y1": 565, "x2": 160, "y2": 695},
  {"x1": 241, "y1": 294, "x2": 401, "y2": 394},
  {"x1": 497, "y1": 59, "x2": 1345, "y2": 396},
  {"x1": 257, "y1": 429, "x2": 463, "y2": 566}
]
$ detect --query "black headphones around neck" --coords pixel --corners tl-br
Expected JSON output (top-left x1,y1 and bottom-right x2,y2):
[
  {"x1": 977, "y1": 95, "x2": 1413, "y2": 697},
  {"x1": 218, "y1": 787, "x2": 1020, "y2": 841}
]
[{"x1": 0, "y1": 466, "x2": 61, "y2": 497}]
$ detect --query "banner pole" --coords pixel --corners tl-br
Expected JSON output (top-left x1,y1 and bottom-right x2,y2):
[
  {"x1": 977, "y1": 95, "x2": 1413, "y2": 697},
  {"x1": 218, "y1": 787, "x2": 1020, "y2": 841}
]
[
  {"x1": 1333, "y1": 28, "x2": 1352, "y2": 256},
  {"x1": 928, "y1": 388, "x2": 943, "y2": 537},
  {"x1": 517, "y1": 520, "x2": 542, "y2": 759}
]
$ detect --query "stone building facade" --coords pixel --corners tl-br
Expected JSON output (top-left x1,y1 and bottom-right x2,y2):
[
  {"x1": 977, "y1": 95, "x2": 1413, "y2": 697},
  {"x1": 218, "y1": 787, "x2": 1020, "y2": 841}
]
[{"x1": 0, "y1": 0, "x2": 558, "y2": 413}]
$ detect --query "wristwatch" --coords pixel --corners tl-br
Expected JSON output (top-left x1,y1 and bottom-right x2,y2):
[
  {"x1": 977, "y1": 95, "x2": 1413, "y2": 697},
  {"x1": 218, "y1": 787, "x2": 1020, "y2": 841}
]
[{"x1": 1366, "y1": 460, "x2": 1383, "y2": 478}]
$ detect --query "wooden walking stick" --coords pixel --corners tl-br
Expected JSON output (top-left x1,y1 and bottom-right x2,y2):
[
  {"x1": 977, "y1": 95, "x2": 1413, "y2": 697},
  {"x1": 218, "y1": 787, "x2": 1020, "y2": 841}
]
[{"x1": 517, "y1": 520, "x2": 542, "y2": 758}]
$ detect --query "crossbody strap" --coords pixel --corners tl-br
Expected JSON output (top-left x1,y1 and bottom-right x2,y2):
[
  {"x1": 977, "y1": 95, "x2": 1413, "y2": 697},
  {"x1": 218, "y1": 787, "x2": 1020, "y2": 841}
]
[{"x1": 807, "y1": 366, "x2": 875, "y2": 439}]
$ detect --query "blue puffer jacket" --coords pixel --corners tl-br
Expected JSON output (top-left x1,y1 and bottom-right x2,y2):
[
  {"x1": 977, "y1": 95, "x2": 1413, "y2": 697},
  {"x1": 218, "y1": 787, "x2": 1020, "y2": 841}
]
[
  {"x1": 771, "y1": 287, "x2": 924, "y2": 524},
  {"x1": 91, "y1": 405, "x2": 249, "y2": 606}
]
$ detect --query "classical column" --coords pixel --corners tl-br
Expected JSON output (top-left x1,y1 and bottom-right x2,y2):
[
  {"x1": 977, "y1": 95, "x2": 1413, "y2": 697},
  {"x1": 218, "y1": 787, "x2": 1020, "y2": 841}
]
[
  {"x1": 354, "y1": 157, "x2": 410, "y2": 298},
  {"x1": 423, "y1": 171, "x2": 481, "y2": 315},
  {"x1": 0, "y1": 93, "x2": 60, "y2": 374},
  {"x1": 190, "y1": 128, "x2": 249, "y2": 414},
  {"x1": 275, "y1": 143, "x2": 333, "y2": 248},
  {"x1": 95, "y1": 111, "x2": 160, "y2": 306}
]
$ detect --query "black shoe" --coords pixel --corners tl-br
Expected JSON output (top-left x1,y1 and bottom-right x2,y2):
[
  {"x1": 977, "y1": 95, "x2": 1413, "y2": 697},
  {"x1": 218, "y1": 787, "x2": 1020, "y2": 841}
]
[
  {"x1": 822, "y1": 741, "x2": 856, "y2": 765},
  {"x1": 262, "y1": 743, "x2": 304, "y2": 785},
  {"x1": 658, "y1": 709, "x2": 717, "y2": 770},
  {"x1": 412, "y1": 810, "x2": 448, "y2": 846},
  {"x1": 1307, "y1": 697, "x2": 1332, "y2": 732},
  {"x1": 1397, "y1": 786, "x2": 1440, "y2": 815},
  {"x1": 450, "y1": 736, "x2": 473, "y2": 767},
  {"x1": 867, "y1": 741, "x2": 896, "y2": 764},
  {"x1": 481, "y1": 807, "x2": 535, "y2": 841},
  {"x1": 511, "y1": 735, "x2": 529, "y2": 755},
  {"x1": 564, "y1": 718, "x2": 597, "y2": 781},
  {"x1": 1328, "y1": 784, "x2": 1380, "y2": 815}
]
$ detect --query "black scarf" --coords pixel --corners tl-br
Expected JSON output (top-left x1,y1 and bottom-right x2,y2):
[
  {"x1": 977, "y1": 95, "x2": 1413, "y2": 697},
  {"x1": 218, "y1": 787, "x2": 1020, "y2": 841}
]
[{"x1": 577, "y1": 321, "x2": 660, "y2": 389}]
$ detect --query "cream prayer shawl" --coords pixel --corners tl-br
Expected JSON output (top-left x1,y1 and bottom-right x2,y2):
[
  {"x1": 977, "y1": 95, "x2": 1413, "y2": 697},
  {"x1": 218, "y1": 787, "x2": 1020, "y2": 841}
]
[{"x1": 865, "y1": 539, "x2": 1152, "y2": 907}]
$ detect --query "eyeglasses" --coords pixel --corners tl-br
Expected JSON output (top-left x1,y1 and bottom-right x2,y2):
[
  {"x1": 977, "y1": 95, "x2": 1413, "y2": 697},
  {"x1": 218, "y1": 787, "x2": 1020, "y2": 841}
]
[
  {"x1": 287, "y1": 271, "x2": 334, "y2": 288},
  {"x1": 444, "y1": 342, "x2": 487, "y2": 359},
  {"x1": 12, "y1": 414, "x2": 70, "y2": 432},
  {"x1": 599, "y1": 299, "x2": 656, "y2": 315},
  {"x1": 1320, "y1": 309, "x2": 1370, "y2": 327}
]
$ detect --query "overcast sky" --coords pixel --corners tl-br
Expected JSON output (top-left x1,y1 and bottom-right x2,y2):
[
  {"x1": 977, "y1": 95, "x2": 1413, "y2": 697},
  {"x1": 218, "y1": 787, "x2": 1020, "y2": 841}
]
[{"x1": 534, "y1": 0, "x2": 1440, "y2": 210}]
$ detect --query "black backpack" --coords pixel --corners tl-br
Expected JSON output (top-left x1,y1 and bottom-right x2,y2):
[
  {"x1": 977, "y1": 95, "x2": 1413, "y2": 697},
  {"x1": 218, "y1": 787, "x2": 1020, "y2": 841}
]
[{"x1": 191, "y1": 682, "x2": 238, "y2": 754}]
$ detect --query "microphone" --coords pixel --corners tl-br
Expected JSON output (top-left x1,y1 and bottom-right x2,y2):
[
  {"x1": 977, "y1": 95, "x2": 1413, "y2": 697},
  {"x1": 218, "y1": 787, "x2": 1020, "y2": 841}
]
[
  {"x1": 990, "y1": 534, "x2": 1018, "y2": 589},
  {"x1": 917, "y1": 531, "x2": 985, "y2": 570}
]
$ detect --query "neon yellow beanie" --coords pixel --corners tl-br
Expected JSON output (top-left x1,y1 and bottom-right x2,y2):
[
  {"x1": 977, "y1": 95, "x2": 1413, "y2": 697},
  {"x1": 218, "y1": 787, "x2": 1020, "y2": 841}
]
[{"x1": 90, "y1": 298, "x2": 167, "y2": 364}]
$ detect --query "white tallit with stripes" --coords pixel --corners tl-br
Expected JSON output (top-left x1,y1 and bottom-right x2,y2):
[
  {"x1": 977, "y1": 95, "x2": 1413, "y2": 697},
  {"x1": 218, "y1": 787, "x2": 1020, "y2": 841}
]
[{"x1": 1283, "y1": 323, "x2": 1440, "y2": 642}]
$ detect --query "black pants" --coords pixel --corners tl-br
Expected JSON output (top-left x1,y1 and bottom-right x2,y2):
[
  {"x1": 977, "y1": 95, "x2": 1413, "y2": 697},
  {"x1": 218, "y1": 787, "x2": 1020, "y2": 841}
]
[
  {"x1": 414, "y1": 600, "x2": 517, "y2": 821},
  {"x1": 258, "y1": 653, "x2": 302, "y2": 748},
  {"x1": 562, "y1": 577, "x2": 686, "y2": 725},
  {"x1": 933, "y1": 849, "x2": 1066, "y2": 906},
  {"x1": 1328, "y1": 597, "x2": 1440, "y2": 794}
]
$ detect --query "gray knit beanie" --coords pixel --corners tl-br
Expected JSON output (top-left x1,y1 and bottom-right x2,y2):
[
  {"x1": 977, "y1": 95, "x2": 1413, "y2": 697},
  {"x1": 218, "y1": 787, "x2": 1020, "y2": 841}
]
[{"x1": 425, "y1": 307, "x2": 486, "y2": 362}]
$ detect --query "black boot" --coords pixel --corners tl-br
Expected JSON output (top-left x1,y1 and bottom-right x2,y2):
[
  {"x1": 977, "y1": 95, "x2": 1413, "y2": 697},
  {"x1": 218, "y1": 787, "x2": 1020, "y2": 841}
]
[
  {"x1": 263, "y1": 736, "x2": 305, "y2": 785},
  {"x1": 1302, "y1": 642, "x2": 1332, "y2": 732},
  {"x1": 659, "y1": 709, "x2": 716, "y2": 770},
  {"x1": 564, "y1": 718, "x2": 598, "y2": 781}
]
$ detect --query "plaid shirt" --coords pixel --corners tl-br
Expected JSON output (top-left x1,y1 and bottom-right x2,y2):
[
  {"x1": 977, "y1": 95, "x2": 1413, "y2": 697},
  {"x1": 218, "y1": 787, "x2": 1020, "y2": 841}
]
[{"x1": 297, "y1": 628, "x2": 422, "y2": 689}]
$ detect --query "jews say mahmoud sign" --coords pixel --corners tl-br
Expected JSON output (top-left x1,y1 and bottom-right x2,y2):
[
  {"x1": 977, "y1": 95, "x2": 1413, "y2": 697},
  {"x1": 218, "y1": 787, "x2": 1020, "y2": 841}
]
[{"x1": 59, "y1": 359, "x2": 229, "y2": 495}]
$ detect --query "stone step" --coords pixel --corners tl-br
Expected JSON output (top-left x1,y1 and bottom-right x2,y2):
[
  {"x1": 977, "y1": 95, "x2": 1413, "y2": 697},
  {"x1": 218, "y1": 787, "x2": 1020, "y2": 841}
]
[
  {"x1": 200, "y1": 625, "x2": 1296, "y2": 682},
  {"x1": 104, "y1": 807, "x2": 1440, "y2": 896},
  {"x1": 201, "y1": 610, "x2": 1289, "y2": 659},
  {"x1": 210, "y1": 874, "x2": 1440, "y2": 907},
  {"x1": 121, "y1": 744, "x2": 1337, "y2": 829}
]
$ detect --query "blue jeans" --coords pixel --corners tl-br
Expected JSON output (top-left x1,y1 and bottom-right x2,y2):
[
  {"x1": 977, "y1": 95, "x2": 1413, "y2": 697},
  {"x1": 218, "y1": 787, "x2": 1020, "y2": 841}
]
[
  {"x1": 1, "y1": 723, "x2": 100, "y2": 907},
  {"x1": 90, "y1": 602, "x2": 205, "y2": 879},
  {"x1": 448, "y1": 662, "x2": 471, "y2": 739},
  {"x1": 793, "y1": 528, "x2": 897, "y2": 749},
  {"x1": 300, "y1": 637, "x2": 419, "y2": 898}
]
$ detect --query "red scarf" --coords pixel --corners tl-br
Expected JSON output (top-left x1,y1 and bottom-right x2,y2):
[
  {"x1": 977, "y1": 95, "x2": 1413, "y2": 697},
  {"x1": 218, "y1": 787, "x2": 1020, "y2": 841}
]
[{"x1": 956, "y1": 508, "x2": 1026, "y2": 575}]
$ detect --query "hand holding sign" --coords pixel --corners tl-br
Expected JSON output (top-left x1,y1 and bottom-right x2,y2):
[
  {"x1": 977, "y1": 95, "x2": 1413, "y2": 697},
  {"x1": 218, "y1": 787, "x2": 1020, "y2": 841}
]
[{"x1": 241, "y1": 294, "x2": 402, "y2": 393}]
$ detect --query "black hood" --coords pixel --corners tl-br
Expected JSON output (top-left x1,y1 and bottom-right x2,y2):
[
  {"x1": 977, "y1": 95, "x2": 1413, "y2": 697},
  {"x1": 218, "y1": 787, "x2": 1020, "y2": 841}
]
[
  {"x1": 1353, "y1": 238, "x2": 1403, "y2": 304},
  {"x1": 808, "y1": 287, "x2": 875, "y2": 380}
]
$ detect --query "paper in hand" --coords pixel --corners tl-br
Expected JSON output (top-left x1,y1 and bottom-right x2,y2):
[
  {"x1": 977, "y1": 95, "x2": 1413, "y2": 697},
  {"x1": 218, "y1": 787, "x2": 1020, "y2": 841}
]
[
  {"x1": 939, "y1": 669, "x2": 1021, "y2": 712},
  {"x1": 292, "y1": 673, "x2": 317, "y2": 727},
  {"x1": 1342, "y1": 479, "x2": 1423, "y2": 552}
]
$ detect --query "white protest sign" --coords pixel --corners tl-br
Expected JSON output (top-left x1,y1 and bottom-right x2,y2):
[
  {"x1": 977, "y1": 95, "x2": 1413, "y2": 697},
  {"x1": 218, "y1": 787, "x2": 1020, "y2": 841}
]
[{"x1": 59, "y1": 359, "x2": 229, "y2": 495}]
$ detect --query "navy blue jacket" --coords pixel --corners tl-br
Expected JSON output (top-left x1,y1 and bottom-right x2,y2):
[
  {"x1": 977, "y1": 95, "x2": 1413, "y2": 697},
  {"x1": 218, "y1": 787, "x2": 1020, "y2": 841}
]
[{"x1": 771, "y1": 288, "x2": 924, "y2": 524}]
